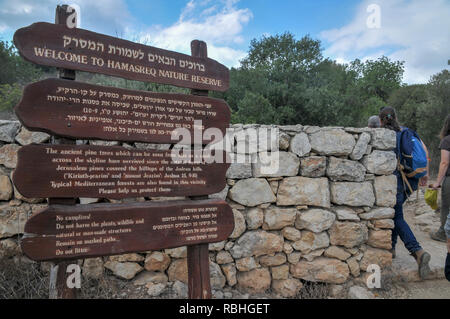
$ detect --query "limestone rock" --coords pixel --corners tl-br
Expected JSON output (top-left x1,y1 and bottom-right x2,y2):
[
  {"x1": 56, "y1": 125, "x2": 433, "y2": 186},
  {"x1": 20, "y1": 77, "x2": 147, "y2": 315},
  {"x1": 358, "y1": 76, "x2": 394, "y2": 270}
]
[
  {"x1": 0, "y1": 175, "x2": 13, "y2": 200},
  {"x1": 221, "y1": 263, "x2": 237, "y2": 286},
  {"x1": 252, "y1": 151, "x2": 300, "y2": 177},
  {"x1": 329, "y1": 221, "x2": 368, "y2": 248},
  {"x1": 237, "y1": 268, "x2": 271, "y2": 293},
  {"x1": 15, "y1": 127, "x2": 50, "y2": 145},
  {"x1": 359, "y1": 247, "x2": 392, "y2": 271},
  {"x1": 236, "y1": 257, "x2": 258, "y2": 271},
  {"x1": 258, "y1": 253, "x2": 287, "y2": 267},
  {"x1": 263, "y1": 206, "x2": 297, "y2": 230},
  {"x1": 226, "y1": 162, "x2": 252, "y2": 179},
  {"x1": 144, "y1": 252, "x2": 171, "y2": 272},
  {"x1": 104, "y1": 261, "x2": 143, "y2": 280},
  {"x1": 291, "y1": 231, "x2": 329, "y2": 254},
  {"x1": 82, "y1": 258, "x2": 104, "y2": 279},
  {"x1": 289, "y1": 133, "x2": 311, "y2": 157},
  {"x1": 367, "y1": 229, "x2": 392, "y2": 249},
  {"x1": 172, "y1": 281, "x2": 188, "y2": 298},
  {"x1": 230, "y1": 230, "x2": 284, "y2": 259},
  {"x1": 229, "y1": 178, "x2": 276, "y2": 207},
  {"x1": 302, "y1": 248, "x2": 325, "y2": 261},
  {"x1": 359, "y1": 207, "x2": 395, "y2": 220},
  {"x1": 324, "y1": 246, "x2": 351, "y2": 261},
  {"x1": 244, "y1": 208, "x2": 264, "y2": 230},
  {"x1": 277, "y1": 177, "x2": 330, "y2": 208},
  {"x1": 332, "y1": 206, "x2": 360, "y2": 221},
  {"x1": 165, "y1": 246, "x2": 187, "y2": 258},
  {"x1": 350, "y1": 132, "x2": 371, "y2": 160},
  {"x1": 309, "y1": 129, "x2": 356, "y2": 156},
  {"x1": 229, "y1": 209, "x2": 246, "y2": 238},
  {"x1": 371, "y1": 219, "x2": 395, "y2": 229},
  {"x1": 108, "y1": 253, "x2": 144, "y2": 262},
  {"x1": 295, "y1": 208, "x2": 336, "y2": 233},
  {"x1": 167, "y1": 258, "x2": 188, "y2": 283},
  {"x1": 0, "y1": 120, "x2": 20, "y2": 143},
  {"x1": 209, "y1": 241, "x2": 226, "y2": 251},
  {"x1": 347, "y1": 257, "x2": 360, "y2": 277},
  {"x1": 146, "y1": 283, "x2": 166, "y2": 297},
  {"x1": 300, "y1": 156, "x2": 327, "y2": 177},
  {"x1": 133, "y1": 271, "x2": 168, "y2": 286},
  {"x1": 281, "y1": 227, "x2": 301, "y2": 241},
  {"x1": 326, "y1": 157, "x2": 366, "y2": 182},
  {"x1": 278, "y1": 133, "x2": 290, "y2": 150},
  {"x1": 330, "y1": 182, "x2": 375, "y2": 207},
  {"x1": 210, "y1": 262, "x2": 226, "y2": 289},
  {"x1": 290, "y1": 257, "x2": 350, "y2": 284},
  {"x1": 0, "y1": 144, "x2": 20, "y2": 168},
  {"x1": 272, "y1": 278, "x2": 303, "y2": 297},
  {"x1": 362, "y1": 150, "x2": 397, "y2": 175},
  {"x1": 0, "y1": 204, "x2": 28, "y2": 238},
  {"x1": 371, "y1": 129, "x2": 396, "y2": 150},
  {"x1": 216, "y1": 251, "x2": 234, "y2": 264},
  {"x1": 374, "y1": 175, "x2": 397, "y2": 207},
  {"x1": 271, "y1": 264, "x2": 289, "y2": 280}
]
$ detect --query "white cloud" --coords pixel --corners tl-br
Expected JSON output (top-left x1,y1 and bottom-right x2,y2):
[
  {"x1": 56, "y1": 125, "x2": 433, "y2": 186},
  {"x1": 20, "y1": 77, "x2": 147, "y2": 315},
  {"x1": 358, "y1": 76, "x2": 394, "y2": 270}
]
[
  {"x1": 0, "y1": 0, "x2": 133, "y2": 39},
  {"x1": 131, "y1": 0, "x2": 252, "y2": 68},
  {"x1": 320, "y1": 0, "x2": 450, "y2": 84},
  {"x1": 0, "y1": 0, "x2": 251, "y2": 68}
]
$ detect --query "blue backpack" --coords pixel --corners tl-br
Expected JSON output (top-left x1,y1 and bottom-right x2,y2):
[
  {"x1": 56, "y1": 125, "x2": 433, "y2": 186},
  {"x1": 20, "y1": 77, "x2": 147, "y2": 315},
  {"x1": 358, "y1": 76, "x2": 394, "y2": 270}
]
[{"x1": 397, "y1": 127, "x2": 427, "y2": 193}]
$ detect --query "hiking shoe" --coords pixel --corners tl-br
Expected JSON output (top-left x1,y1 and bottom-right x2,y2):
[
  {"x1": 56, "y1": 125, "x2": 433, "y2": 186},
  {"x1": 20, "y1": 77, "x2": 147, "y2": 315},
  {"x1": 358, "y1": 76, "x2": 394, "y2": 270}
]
[
  {"x1": 413, "y1": 249, "x2": 431, "y2": 280},
  {"x1": 430, "y1": 230, "x2": 447, "y2": 243}
]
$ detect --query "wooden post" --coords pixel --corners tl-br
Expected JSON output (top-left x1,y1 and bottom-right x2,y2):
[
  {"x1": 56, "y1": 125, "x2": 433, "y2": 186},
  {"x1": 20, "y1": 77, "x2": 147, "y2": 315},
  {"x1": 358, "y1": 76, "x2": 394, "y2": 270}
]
[
  {"x1": 187, "y1": 40, "x2": 212, "y2": 299},
  {"x1": 48, "y1": 4, "x2": 78, "y2": 299}
]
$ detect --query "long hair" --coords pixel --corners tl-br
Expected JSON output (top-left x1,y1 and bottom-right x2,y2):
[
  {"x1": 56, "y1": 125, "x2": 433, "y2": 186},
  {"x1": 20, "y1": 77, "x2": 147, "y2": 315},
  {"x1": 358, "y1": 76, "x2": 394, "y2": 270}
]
[
  {"x1": 440, "y1": 114, "x2": 450, "y2": 140},
  {"x1": 379, "y1": 106, "x2": 401, "y2": 132}
]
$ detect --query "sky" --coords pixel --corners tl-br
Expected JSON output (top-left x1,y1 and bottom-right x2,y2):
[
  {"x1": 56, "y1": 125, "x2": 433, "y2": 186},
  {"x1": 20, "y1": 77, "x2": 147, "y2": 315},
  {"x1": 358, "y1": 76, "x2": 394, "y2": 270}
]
[{"x1": 0, "y1": 0, "x2": 449, "y2": 84}]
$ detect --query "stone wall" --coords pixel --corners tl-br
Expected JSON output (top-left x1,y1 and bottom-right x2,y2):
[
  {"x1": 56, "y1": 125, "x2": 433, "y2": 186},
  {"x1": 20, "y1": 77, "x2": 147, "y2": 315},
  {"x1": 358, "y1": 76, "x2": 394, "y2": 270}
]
[{"x1": 0, "y1": 120, "x2": 398, "y2": 298}]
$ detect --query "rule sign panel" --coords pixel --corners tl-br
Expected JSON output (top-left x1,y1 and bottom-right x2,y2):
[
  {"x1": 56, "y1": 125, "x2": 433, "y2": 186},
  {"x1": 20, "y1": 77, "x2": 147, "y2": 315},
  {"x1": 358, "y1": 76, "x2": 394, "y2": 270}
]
[
  {"x1": 13, "y1": 144, "x2": 230, "y2": 199},
  {"x1": 22, "y1": 199, "x2": 234, "y2": 261},
  {"x1": 15, "y1": 78, "x2": 231, "y2": 144},
  {"x1": 13, "y1": 22, "x2": 229, "y2": 92}
]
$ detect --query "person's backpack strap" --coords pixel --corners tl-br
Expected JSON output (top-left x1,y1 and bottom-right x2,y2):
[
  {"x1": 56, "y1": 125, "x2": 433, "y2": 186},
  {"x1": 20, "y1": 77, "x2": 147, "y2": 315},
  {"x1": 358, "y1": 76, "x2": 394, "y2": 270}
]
[{"x1": 396, "y1": 128, "x2": 414, "y2": 195}]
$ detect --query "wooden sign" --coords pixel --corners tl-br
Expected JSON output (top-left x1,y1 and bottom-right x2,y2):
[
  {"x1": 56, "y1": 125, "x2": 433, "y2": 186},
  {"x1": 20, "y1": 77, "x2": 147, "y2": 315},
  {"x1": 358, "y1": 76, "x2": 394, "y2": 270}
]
[
  {"x1": 15, "y1": 78, "x2": 231, "y2": 144},
  {"x1": 21, "y1": 199, "x2": 234, "y2": 261},
  {"x1": 13, "y1": 144, "x2": 230, "y2": 199},
  {"x1": 13, "y1": 22, "x2": 229, "y2": 91}
]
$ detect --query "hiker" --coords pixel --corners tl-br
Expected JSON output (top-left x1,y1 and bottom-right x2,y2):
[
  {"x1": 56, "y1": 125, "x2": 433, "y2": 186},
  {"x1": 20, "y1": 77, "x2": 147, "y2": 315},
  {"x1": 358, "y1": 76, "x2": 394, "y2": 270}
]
[
  {"x1": 430, "y1": 114, "x2": 450, "y2": 243},
  {"x1": 428, "y1": 114, "x2": 450, "y2": 281},
  {"x1": 379, "y1": 106, "x2": 431, "y2": 279},
  {"x1": 368, "y1": 115, "x2": 381, "y2": 128}
]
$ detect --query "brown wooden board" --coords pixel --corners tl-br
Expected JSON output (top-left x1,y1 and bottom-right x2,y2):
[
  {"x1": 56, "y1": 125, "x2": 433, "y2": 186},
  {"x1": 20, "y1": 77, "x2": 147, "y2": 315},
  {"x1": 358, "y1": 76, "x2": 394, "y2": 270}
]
[
  {"x1": 13, "y1": 144, "x2": 230, "y2": 199},
  {"x1": 21, "y1": 199, "x2": 234, "y2": 261},
  {"x1": 13, "y1": 22, "x2": 229, "y2": 92},
  {"x1": 15, "y1": 78, "x2": 231, "y2": 145}
]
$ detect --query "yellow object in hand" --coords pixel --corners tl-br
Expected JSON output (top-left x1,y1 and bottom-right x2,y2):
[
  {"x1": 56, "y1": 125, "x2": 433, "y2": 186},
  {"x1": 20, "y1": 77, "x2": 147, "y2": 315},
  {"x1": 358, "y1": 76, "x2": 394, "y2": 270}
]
[{"x1": 424, "y1": 188, "x2": 438, "y2": 211}]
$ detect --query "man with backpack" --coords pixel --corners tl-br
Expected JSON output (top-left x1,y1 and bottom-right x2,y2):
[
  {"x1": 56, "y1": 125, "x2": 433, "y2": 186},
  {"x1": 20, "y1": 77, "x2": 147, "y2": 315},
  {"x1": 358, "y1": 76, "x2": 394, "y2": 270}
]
[{"x1": 379, "y1": 106, "x2": 431, "y2": 280}]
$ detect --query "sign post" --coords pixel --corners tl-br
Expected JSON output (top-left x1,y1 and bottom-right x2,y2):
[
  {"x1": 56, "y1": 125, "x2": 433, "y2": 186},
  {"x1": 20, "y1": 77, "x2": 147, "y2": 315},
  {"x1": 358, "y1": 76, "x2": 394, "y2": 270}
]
[
  {"x1": 188, "y1": 40, "x2": 213, "y2": 299},
  {"x1": 48, "y1": 4, "x2": 78, "y2": 299},
  {"x1": 13, "y1": 4, "x2": 232, "y2": 300}
]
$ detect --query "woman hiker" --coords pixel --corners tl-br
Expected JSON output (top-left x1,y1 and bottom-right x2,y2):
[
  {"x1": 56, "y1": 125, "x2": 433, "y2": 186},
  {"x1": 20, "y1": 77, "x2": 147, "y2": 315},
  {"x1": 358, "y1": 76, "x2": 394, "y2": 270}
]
[
  {"x1": 430, "y1": 114, "x2": 450, "y2": 242},
  {"x1": 379, "y1": 106, "x2": 431, "y2": 279},
  {"x1": 429, "y1": 114, "x2": 450, "y2": 281}
]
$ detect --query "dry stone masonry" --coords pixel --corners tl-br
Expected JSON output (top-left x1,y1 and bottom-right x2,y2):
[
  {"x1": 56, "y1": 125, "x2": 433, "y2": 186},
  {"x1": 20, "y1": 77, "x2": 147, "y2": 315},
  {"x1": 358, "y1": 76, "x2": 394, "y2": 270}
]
[{"x1": 0, "y1": 121, "x2": 398, "y2": 298}]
